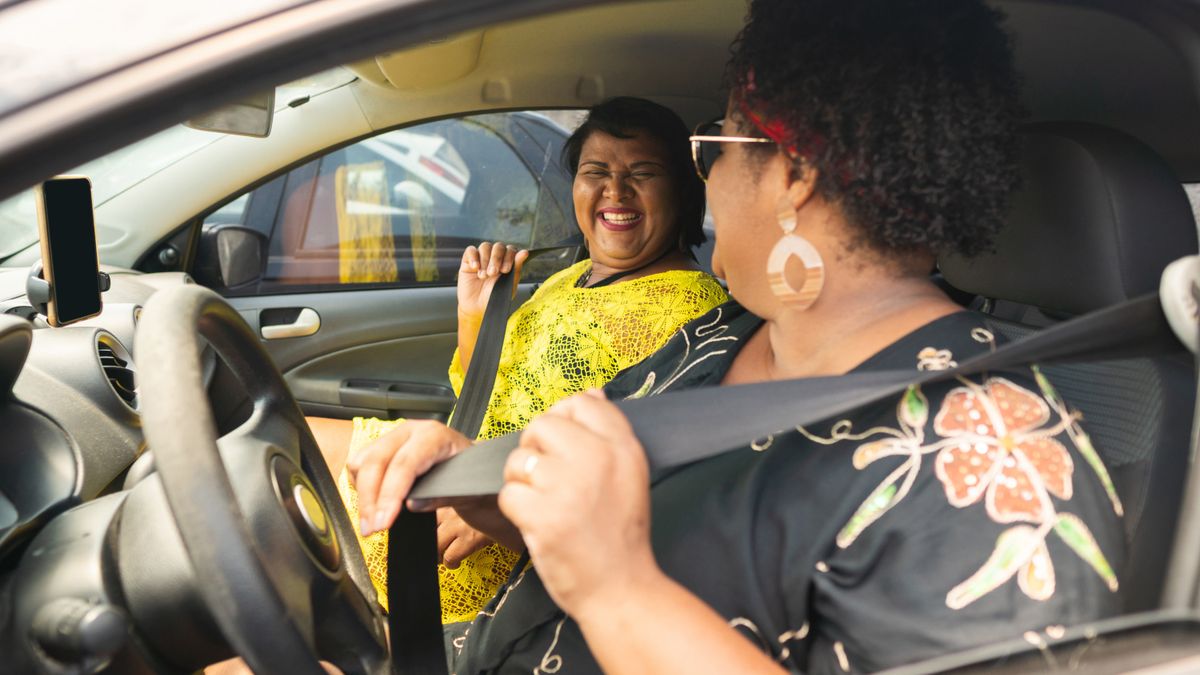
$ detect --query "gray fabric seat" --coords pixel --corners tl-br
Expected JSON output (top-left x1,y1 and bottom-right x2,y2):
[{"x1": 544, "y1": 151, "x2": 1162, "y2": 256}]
[{"x1": 940, "y1": 121, "x2": 1199, "y2": 613}]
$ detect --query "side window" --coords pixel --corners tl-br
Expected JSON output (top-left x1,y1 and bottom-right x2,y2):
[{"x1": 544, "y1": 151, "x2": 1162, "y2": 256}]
[{"x1": 196, "y1": 111, "x2": 579, "y2": 295}]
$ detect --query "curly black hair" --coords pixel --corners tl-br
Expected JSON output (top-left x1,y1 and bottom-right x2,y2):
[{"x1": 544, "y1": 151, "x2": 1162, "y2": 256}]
[
  {"x1": 562, "y1": 97, "x2": 707, "y2": 251},
  {"x1": 727, "y1": 0, "x2": 1023, "y2": 259}
]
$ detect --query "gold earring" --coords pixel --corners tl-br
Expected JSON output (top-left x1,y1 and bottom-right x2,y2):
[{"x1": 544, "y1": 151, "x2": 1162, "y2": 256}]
[{"x1": 767, "y1": 207, "x2": 824, "y2": 309}]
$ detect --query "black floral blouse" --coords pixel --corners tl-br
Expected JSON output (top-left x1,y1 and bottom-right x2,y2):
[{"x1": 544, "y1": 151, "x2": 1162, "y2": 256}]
[{"x1": 447, "y1": 301, "x2": 1126, "y2": 674}]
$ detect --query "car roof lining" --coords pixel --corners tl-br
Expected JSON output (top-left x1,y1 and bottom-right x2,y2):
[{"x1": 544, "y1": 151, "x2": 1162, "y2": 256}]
[
  {"x1": 3, "y1": 0, "x2": 1200, "y2": 209},
  {"x1": 346, "y1": 0, "x2": 745, "y2": 130},
  {"x1": 345, "y1": 0, "x2": 1200, "y2": 181}
]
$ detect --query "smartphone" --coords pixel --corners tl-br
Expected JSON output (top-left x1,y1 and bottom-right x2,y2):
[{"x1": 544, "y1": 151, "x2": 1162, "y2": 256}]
[{"x1": 34, "y1": 176, "x2": 103, "y2": 326}]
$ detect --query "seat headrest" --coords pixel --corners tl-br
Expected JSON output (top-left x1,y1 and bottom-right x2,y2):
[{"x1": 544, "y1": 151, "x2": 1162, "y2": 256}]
[{"x1": 940, "y1": 122, "x2": 1198, "y2": 315}]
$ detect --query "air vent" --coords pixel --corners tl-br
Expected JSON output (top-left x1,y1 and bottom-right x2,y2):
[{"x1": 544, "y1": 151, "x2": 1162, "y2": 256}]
[{"x1": 97, "y1": 342, "x2": 137, "y2": 408}]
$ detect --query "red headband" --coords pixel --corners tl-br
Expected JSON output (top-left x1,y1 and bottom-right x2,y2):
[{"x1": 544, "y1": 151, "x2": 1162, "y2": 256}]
[
  {"x1": 738, "y1": 96, "x2": 799, "y2": 157},
  {"x1": 736, "y1": 74, "x2": 851, "y2": 188}
]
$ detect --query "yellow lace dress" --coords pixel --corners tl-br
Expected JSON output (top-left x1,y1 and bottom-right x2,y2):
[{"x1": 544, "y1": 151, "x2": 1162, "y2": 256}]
[{"x1": 337, "y1": 259, "x2": 728, "y2": 622}]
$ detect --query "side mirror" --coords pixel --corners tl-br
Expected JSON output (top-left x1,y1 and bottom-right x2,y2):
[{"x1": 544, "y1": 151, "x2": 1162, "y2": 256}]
[
  {"x1": 184, "y1": 90, "x2": 275, "y2": 138},
  {"x1": 193, "y1": 225, "x2": 268, "y2": 291}
]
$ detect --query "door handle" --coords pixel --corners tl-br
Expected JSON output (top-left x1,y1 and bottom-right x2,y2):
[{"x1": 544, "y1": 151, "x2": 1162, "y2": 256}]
[{"x1": 261, "y1": 307, "x2": 320, "y2": 339}]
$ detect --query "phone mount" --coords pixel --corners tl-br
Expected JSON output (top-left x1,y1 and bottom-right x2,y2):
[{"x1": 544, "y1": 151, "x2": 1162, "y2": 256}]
[{"x1": 25, "y1": 261, "x2": 111, "y2": 320}]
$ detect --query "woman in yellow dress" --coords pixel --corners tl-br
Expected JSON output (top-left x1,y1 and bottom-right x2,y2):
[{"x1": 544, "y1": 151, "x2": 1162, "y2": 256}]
[{"x1": 314, "y1": 97, "x2": 728, "y2": 623}]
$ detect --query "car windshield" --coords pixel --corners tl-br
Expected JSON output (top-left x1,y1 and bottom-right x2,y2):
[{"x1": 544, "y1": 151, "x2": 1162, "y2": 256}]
[
  {"x1": 0, "y1": 0, "x2": 312, "y2": 118},
  {"x1": 0, "y1": 68, "x2": 355, "y2": 261}
]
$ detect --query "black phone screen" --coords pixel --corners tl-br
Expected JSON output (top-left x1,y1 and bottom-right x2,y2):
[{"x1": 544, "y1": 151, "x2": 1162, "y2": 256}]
[{"x1": 39, "y1": 177, "x2": 101, "y2": 325}]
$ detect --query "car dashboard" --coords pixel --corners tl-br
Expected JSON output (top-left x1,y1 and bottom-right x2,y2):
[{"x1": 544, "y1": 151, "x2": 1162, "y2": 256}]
[
  {"x1": 0, "y1": 264, "x2": 258, "y2": 672},
  {"x1": 0, "y1": 267, "x2": 216, "y2": 563}
]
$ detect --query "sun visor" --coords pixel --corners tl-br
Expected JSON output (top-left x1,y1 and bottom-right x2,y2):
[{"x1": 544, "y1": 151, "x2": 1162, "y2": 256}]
[{"x1": 367, "y1": 31, "x2": 484, "y2": 90}]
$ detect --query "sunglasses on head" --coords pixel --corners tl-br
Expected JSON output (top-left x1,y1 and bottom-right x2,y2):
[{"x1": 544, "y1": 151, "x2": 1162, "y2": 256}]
[{"x1": 689, "y1": 119, "x2": 776, "y2": 181}]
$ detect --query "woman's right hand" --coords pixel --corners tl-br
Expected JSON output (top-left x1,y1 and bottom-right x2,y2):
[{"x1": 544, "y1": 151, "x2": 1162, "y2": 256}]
[
  {"x1": 347, "y1": 420, "x2": 473, "y2": 536},
  {"x1": 457, "y1": 242, "x2": 530, "y2": 321}
]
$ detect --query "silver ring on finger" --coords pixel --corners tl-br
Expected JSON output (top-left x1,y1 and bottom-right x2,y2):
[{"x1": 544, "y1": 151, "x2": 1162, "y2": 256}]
[{"x1": 522, "y1": 454, "x2": 539, "y2": 480}]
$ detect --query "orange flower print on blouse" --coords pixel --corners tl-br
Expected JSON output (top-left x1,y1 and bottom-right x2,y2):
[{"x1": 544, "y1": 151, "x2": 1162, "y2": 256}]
[
  {"x1": 802, "y1": 366, "x2": 1122, "y2": 611},
  {"x1": 933, "y1": 378, "x2": 1074, "y2": 524}
]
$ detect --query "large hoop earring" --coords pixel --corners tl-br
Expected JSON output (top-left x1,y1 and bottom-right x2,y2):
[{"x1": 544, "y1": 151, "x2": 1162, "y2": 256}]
[{"x1": 767, "y1": 209, "x2": 824, "y2": 310}]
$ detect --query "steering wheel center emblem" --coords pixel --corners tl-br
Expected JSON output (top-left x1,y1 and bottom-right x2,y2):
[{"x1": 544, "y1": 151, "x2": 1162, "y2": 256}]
[
  {"x1": 294, "y1": 483, "x2": 329, "y2": 537},
  {"x1": 270, "y1": 455, "x2": 340, "y2": 571}
]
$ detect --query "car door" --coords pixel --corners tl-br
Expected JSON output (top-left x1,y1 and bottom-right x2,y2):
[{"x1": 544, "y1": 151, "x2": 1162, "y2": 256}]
[{"x1": 185, "y1": 111, "x2": 581, "y2": 422}]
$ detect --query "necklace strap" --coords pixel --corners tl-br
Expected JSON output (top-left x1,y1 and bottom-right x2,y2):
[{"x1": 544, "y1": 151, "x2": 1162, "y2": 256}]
[{"x1": 576, "y1": 248, "x2": 675, "y2": 289}]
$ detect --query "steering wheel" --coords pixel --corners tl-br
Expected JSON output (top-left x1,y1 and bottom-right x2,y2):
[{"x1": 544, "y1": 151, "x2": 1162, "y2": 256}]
[{"x1": 135, "y1": 285, "x2": 389, "y2": 674}]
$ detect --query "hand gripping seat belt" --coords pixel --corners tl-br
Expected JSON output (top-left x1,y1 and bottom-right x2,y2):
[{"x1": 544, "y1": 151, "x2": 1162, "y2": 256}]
[
  {"x1": 390, "y1": 289, "x2": 1185, "y2": 673},
  {"x1": 387, "y1": 237, "x2": 581, "y2": 675},
  {"x1": 450, "y1": 235, "x2": 586, "y2": 440}
]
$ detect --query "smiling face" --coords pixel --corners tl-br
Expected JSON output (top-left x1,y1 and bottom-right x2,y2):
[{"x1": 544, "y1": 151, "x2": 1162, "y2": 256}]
[{"x1": 572, "y1": 130, "x2": 681, "y2": 271}]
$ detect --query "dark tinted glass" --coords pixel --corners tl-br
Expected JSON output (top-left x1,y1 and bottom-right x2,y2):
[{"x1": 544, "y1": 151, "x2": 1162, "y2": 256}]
[{"x1": 40, "y1": 177, "x2": 101, "y2": 324}]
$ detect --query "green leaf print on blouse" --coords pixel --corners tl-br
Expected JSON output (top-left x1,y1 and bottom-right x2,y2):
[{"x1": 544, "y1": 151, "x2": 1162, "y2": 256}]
[
  {"x1": 1032, "y1": 365, "x2": 1124, "y2": 517},
  {"x1": 837, "y1": 476, "x2": 904, "y2": 548},
  {"x1": 1054, "y1": 512, "x2": 1119, "y2": 591},
  {"x1": 803, "y1": 371, "x2": 1121, "y2": 610},
  {"x1": 900, "y1": 385, "x2": 929, "y2": 430},
  {"x1": 947, "y1": 525, "x2": 1052, "y2": 609}
]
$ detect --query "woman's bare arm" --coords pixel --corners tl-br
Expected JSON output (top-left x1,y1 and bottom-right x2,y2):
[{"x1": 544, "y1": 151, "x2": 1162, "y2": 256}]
[
  {"x1": 456, "y1": 242, "x2": 527, "y2": 373},
  {"x1": 499, "y1": 392, "x2": 784, "y2": 674},
  {"x1": 307, "y1": 416, "x2": 354, "y2": 477}
]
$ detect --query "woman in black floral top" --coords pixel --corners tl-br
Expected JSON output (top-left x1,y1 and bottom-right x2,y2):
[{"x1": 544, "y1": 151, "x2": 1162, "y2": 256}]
[{"x1": 348, "y1": 0, "x2": 1126, "y2": 672}]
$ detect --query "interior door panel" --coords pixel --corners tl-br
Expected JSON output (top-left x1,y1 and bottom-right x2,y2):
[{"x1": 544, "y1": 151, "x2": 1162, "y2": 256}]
[{"x1": 226, "y1": 285, "x2": 535, "y2": 421}]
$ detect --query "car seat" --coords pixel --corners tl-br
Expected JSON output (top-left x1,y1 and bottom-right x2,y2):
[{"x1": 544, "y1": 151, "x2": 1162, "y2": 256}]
[{"x1": 940, "y1": 121, "x2": 1200, "y2": 613}]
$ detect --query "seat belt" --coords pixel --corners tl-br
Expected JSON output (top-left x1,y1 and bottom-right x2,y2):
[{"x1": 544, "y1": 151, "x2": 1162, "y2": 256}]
[
  {"x1": 449, "y1": 235, "x2": 585, "y2": 440},
  {"x1": 387, "y1": 236, "x2": 581, "y2": 675},
  {"x1": 412, "y1": 291, "x2": 1183, "y2": 498}
]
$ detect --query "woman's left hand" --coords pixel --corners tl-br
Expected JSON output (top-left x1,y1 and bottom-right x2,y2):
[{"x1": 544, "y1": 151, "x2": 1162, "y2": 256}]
[
  {"x1": 436, "y1": 507, "x2": 494, "y2": 568},
  {"x1": 499, "y1": 389, "x2": 657, "y2": 618}
]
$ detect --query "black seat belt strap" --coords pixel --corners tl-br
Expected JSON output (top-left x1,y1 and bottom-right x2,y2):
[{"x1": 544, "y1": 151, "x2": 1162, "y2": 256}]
[
  {"x1": 412, "y1": 292, "x2": 1181, "y2": 499},
  {"x1": 387, "y1": 235, "x2": 582, "y2": 675},
  {"x1": 445, "y1": 269, "x2": 515, "y2": 439},
  {"x1": 386, "y1": 510, "x2": 445, "y2": 674},
  {"x1": 450, "y1": 235, "x2": 585, "y2": 440}
]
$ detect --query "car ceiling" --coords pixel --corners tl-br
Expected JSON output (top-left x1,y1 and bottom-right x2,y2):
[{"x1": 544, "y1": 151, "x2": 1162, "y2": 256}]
[
  {"x1": 345, "y1": 0, "x2": 1200, "y2": 181},
  {"x1": 2, "y1": 0, "x2": 1200, "y2": 204},
  {"x1": 346, "y1": 0, "x2": 744, "y2": 126}
]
